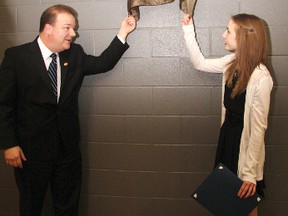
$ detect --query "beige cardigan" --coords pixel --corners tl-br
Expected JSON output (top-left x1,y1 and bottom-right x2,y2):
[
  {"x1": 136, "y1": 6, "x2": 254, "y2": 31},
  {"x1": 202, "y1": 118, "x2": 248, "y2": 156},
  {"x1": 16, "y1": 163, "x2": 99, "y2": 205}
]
[{"x1": 183, "y1": 25, "x2": 273, "y2": 184}]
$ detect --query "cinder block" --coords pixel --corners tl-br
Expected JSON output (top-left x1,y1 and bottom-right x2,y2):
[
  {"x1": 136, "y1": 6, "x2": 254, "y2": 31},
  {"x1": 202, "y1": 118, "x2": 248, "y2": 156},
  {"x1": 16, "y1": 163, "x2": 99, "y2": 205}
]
[
  {"x1": 0, "y1": 0, "x2": 39, "y2": 6},
  {"x1": 270, "y1": 146, "x2": 288, "y2": 173},
  {"x1": 241, "y1": 0, "x2": 288, "y2": 26},
  {"x1": 182, "y1": 116, "x2": 220, "y2": 144},
  {"x1": 69, "y1": 2, "x2": 122, "y2": 30},
  {"x1": 268, "y1": 26, "x2": 288, "y2": 56},
  {"x1": 270, "y1": 87, "x2": 288, "y2": 116},
  {"x1": 125, "y1": 116, "x2": 182, "y2": 144},
  {"x1": 80, "y1": 116, "x2": 125, "y2": 143},
  {"x1": 270, "y1": 56, "x2": 288, "y2": 86},
  {"x1": 266, "y1": 117, "x2": 288, "y2": 145},
  {"x1": 181, "y1": 58, "x2": 223, "y2": 86},
  {"x1": 0, "y1": 7, "x2": 17, "y2": 33}
]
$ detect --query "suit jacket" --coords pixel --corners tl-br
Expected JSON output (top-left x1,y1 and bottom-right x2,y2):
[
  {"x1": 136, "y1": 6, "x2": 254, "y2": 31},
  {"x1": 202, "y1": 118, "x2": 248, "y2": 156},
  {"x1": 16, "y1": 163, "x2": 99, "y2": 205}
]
[
  {"x1": 0, "y1": 36, "x2": 129, "y2": 161},
  {"x1": 128, "y1": 0, "x2": 197, "y2": 21}
]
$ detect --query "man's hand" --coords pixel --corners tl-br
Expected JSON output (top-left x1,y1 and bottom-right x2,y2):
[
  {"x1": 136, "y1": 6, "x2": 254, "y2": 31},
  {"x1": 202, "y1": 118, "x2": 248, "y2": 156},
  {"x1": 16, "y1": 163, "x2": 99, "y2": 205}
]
[
  {"x1": 117, "y1": 15, "x2": 137, "y2": 41},
  {"x1": 4, "y1": 146, "x2": 27, "y2": 169}
]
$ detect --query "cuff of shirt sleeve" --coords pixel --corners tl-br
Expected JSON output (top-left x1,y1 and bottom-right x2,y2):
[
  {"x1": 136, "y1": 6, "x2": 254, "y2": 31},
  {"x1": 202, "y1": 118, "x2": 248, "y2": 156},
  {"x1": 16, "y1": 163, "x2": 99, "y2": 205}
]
[
  {"x1": 117, "y1": 35, "x2": 126, "y2": 44},
  {"x1": 182, "y1": 24, "x2": 194, "y2": 32}
]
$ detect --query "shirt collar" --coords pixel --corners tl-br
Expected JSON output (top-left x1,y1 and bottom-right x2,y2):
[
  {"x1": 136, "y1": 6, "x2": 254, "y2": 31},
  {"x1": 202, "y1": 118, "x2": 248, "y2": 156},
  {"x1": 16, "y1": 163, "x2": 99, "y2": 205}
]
[{"x1": 37, "y1": 36, "x2": 57, "y2": 60}]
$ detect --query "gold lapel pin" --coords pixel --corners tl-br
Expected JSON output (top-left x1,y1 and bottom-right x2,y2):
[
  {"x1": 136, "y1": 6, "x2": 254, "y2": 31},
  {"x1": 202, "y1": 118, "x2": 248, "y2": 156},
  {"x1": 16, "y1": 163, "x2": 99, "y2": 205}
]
[{"x1": 64, "y1": 62, "x2": 69, "y2": 66}]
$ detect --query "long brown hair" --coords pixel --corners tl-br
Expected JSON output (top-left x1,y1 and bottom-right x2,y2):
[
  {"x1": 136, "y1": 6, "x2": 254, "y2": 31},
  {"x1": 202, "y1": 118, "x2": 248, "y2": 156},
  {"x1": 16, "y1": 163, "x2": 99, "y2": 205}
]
[{"x1": 226, "y1": 14, "x2": 268, "y2": 98}]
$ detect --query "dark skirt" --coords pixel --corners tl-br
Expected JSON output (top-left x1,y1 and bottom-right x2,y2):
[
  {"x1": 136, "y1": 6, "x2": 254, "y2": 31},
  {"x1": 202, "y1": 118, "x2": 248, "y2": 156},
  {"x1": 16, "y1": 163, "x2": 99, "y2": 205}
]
[{"x1": 214, "y1": 110, "x2": 265, "y2": 197}]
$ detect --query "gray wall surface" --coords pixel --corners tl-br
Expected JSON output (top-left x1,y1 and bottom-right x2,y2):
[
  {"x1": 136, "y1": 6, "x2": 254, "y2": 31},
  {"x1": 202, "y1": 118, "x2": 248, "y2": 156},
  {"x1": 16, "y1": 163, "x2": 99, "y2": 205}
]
[{"x1": 0, "y1": 0, "x2": 287, "y2": 215}]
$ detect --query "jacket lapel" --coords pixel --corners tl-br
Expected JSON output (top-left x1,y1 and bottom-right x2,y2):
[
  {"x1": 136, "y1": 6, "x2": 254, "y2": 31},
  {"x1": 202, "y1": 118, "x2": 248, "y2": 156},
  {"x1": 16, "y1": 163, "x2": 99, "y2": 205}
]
[
  {"x1": 29, "y1": 38, "x2": 53, "y2": 93},
  {"x1": 59, "y1": 51, "x2": 69, "y2": 92},
  {"x1": 58, "y1": 50, "x2": 71, "y2": 105}
]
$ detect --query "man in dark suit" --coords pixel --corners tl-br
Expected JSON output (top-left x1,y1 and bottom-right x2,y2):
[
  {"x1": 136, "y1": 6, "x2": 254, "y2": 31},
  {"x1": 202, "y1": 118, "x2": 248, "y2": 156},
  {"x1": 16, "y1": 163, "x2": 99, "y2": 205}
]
[{"x1": 0, "y1": 4, "x2": 136, "y2": 216}]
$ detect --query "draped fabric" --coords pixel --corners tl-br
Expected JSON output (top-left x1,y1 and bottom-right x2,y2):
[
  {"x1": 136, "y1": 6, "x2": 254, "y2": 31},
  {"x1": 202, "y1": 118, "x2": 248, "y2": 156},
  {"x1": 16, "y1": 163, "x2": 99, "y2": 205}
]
[{"x1": 127, "y1": 0, "x2": 197, "y2": 21}]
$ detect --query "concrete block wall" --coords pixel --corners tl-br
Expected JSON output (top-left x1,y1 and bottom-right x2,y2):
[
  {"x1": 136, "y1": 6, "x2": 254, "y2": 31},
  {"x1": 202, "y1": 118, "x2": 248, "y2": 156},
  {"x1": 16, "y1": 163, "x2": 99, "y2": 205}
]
[{"x1": 0, "y1": 0, "x2": 287, "y2": 215}]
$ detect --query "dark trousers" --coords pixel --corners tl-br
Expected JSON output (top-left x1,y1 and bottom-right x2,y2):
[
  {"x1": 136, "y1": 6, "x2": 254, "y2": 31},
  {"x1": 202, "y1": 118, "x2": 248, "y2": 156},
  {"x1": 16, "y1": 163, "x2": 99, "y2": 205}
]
[{"x1": 14, "y1": 150, "x2": 82, "y2": 216}]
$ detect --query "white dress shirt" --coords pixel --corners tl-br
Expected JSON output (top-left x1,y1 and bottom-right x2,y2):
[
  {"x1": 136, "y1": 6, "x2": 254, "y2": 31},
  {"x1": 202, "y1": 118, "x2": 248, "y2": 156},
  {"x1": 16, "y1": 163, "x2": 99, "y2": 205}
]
[
  {"x1": 37, "y1": 37, "x2": 61, "y2": 102},
  {"x1": 37, "y1": 35, "x2": 125, "y2": 102}
]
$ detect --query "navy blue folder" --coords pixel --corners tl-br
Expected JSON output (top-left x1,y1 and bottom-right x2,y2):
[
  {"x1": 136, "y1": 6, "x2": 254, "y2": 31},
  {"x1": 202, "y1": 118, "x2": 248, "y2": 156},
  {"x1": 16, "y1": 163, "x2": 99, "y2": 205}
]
[{"x1": 192, "y1": 163, "x2": 263, "y2": 216}]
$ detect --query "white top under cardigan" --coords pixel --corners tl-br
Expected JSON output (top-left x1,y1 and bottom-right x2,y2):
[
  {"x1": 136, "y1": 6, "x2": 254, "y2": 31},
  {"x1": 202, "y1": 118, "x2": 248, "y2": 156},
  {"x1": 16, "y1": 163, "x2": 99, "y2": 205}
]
[{"x1": 182, "y1": 25, "x2": 273, "y2": 185}]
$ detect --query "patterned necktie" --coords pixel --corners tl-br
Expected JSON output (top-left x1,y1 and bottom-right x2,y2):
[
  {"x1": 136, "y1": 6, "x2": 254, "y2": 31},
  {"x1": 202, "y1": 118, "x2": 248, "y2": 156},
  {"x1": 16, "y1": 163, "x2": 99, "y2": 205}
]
[{"x1": 47, "y1": 53, "x2": 57, "y2": 96}]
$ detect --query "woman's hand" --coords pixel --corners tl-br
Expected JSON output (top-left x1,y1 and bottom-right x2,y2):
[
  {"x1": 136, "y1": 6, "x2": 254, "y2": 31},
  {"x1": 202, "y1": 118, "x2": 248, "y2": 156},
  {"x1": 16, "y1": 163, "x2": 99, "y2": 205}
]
[
  {"x1": 238, "y1": 181, "x2": 256, "y2": 198},
  {"x1": 182, "y1": 14, "x2": 193, "y2": 26}
]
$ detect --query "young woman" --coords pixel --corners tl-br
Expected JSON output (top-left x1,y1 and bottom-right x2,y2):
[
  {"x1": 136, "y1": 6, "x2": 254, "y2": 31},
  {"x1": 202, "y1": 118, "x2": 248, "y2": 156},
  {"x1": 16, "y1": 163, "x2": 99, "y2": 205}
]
[{"x1": 182, "y1": 14, "x2": 273, "y2": 216}]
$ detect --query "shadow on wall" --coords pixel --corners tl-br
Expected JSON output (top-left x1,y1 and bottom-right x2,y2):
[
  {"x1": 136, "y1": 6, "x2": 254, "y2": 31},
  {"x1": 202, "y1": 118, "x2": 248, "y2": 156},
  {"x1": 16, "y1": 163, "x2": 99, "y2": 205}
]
[
  {"x1": 0, "y1": 1, "x2": 37, "y2": 62},
  {"x1": 0, "y1": 0, "x2": 14, "y2": 62},
  {"x1": 264, "y1": 19, "x2": 277, "y2": 86},
  {"x1": 264, "y1": 19, "x2": 278, "y2": 115}
]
